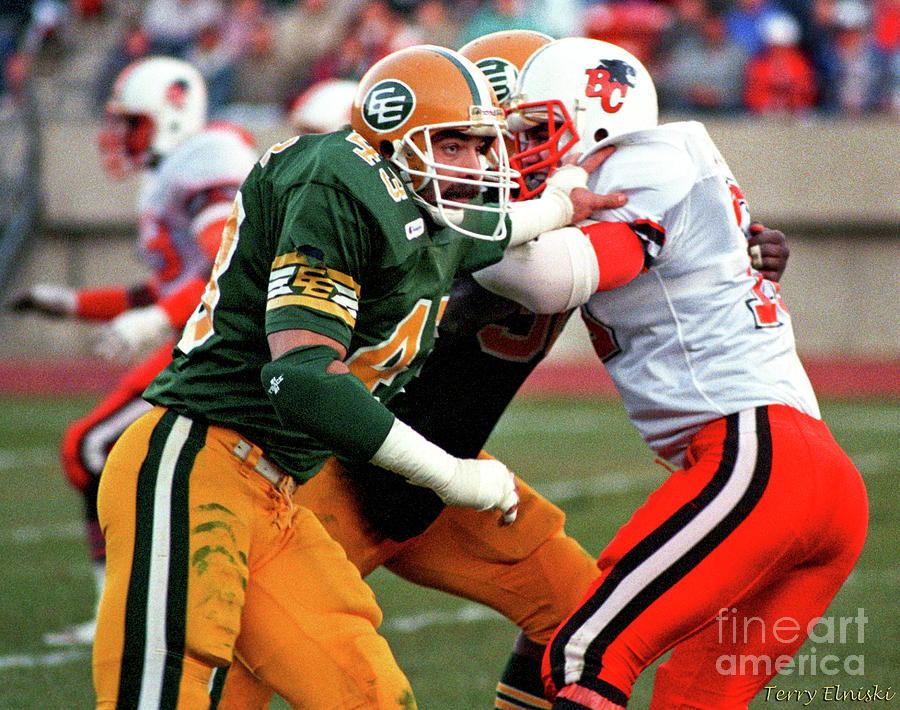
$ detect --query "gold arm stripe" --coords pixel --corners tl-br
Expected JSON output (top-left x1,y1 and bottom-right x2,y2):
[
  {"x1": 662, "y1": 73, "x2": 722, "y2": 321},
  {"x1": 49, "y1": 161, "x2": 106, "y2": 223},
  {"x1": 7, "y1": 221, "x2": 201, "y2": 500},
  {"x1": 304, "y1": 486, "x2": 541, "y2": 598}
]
[
  {"x1": 266, "y1": 294, "x2": 357, "y2": 327},
  {"x1": 271, "y1": 253, "x2": 360, "y2": 295}
]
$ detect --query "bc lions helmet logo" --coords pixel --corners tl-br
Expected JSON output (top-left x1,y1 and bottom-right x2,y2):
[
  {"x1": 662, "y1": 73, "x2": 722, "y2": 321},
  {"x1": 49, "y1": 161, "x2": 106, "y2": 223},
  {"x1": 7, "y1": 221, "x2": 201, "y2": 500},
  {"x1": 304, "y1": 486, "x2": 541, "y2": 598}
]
[
  {"x1": 584, "y1": 59, "x2": 636, "y2": 114},
  {"x1": 361, "y1": 79, "x2": 416, "y2": 133}
]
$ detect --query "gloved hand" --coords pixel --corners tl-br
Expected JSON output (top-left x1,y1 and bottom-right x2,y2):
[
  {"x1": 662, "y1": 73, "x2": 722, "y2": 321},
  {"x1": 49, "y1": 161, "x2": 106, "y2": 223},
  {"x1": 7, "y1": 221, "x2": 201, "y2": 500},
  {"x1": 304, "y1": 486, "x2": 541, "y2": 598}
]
[
  {"x1": 5, "y1": 284, "x2": 77, "y2": 317},
  {"x1": 94, "y1": 305, "x2": 175, "y2": 363}
]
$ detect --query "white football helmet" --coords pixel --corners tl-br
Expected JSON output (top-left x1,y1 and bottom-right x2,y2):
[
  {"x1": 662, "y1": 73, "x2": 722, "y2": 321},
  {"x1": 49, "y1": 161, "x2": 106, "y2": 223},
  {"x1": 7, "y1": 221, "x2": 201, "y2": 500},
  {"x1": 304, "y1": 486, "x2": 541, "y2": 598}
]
[
  {"x1": 99, "y1": 56, "x2": 207, "y2": 177},
  {"x1": 351, "y1": 44, "x2": 515, "y2": 241},
  {"x1": 289, "y1": 79, "x2": 358, "y2": 135},
  {"x1": 508, "y1": 38, "x2": 658, "y2": 198}
]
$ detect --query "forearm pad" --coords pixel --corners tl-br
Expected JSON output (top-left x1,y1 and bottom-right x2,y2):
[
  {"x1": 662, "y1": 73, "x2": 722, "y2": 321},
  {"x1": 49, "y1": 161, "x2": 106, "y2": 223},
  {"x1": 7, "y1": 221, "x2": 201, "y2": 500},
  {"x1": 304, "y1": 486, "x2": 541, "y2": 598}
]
[
  {"x1": 260, "y1": 345, "x2": 395, "y2": 461},
  {"x1": 473, "y1": 226, "x2": 596, "y2": 313}
]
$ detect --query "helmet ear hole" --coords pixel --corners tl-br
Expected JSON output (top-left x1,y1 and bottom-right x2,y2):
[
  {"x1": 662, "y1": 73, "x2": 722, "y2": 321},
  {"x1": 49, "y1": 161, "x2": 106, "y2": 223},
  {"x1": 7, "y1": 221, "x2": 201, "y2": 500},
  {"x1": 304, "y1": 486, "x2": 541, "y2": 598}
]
[
  {"x1": 379, "y1": 140, "x2": 394, "y2": 158},
  {"x1": 594, "y1": 128, "x2": 608, "y2": 142}
]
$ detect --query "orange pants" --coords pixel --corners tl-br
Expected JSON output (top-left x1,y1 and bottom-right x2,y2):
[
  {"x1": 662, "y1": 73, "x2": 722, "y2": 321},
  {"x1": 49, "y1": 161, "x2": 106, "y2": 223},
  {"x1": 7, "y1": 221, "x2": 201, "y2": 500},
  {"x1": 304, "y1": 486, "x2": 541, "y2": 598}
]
[
  {"x1": 94, "y1": 406, "x2": 416, "y2": 709},
  {"x1": 217, "y1": 446, "x2": 599, "y2": 708},
  {"x1": 61, "y1": 342, "x2": 171, "y2": 491},
  {"x1": 543, "y1": 405, "x2": 868, "y2": 709}
]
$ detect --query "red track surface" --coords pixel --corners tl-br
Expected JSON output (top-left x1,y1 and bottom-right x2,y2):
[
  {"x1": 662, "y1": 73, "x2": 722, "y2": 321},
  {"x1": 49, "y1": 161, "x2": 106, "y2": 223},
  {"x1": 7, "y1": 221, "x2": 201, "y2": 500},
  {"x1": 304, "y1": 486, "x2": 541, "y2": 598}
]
[{"x1": 1, "y1": 356, "x2": 898, "y2": 398}]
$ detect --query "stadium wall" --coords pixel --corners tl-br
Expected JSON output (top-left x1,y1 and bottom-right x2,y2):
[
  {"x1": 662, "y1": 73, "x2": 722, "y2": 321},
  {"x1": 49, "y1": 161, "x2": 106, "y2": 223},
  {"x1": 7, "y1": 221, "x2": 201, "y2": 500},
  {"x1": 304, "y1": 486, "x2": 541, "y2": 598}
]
[{"x1": 2, "y1": 117, "x2": 898, "y2": 396}]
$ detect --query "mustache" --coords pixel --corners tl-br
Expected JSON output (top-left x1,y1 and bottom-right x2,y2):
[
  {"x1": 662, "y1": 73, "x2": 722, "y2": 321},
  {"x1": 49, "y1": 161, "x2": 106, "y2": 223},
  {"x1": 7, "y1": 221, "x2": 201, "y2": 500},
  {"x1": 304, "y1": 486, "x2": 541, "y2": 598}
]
[{"x1": 440, "y1": 184, "x2": 482, "y2": 201}]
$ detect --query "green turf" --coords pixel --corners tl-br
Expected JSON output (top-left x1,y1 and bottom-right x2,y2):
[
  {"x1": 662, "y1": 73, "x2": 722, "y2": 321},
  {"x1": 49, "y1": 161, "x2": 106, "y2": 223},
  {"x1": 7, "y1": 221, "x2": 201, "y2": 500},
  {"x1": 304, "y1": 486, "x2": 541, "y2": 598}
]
[{"x1": 1, "y1": 395, "x2": 896, "y2": 709}]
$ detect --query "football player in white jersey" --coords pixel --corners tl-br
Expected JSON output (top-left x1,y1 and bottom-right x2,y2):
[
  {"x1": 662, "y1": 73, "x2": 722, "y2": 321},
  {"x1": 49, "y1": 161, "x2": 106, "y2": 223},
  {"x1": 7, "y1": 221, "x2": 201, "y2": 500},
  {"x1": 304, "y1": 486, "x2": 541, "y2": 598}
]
[
  {"x1": 7, "y1": 56, "x2": 258, "y2": 646},
  {"x1": 215, "y1": 32, "x2": 793, "y2": 710},
  {"x1": 474, "y1": 37, "x2": 868, "y2": 709}
]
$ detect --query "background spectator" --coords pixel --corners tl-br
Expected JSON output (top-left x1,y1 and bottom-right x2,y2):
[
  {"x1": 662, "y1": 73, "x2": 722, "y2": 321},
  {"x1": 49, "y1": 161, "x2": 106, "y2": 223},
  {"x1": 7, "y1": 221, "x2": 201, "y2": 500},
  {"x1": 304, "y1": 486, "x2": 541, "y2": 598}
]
[
  {"x1": 389, "y1": 0, "x2": 460, "y2": 49},
  {"x1": 582, "y1": 0, "x2": 672, "y2": 68},
  {"x1": 725, "y1": 0, "x2": 784, "y2": 55},
  {"x1": 139, "y1": 0, "x2": 224, "y2": 57},
  {"x1": 744, "y1": 10, "x2": 818, "y2": 114},
  {"x1": 874, "y1": 0, "x2": 900, "y2": 111},
  {"x1": 658, "y1": 5, "x2": 750, "y2": 113},
  {"x1": 91, "y1": 18, "x2": 150, "y2": 115},
  {"x1": 458, "y1": 0, "x2": 545, "y2": 46},
  {"x1": 827, "y1": 0, "x2": 888, "y2": 112},
  {"x1": 1, "y1": 0, "x2": 69, "y2": 113},
  {"x1": 186, "y1": 0, "x2": 267, "y2": 115},
  {"x1": 259, "y1": 0, "x2": 360, "y2": 108},
  {"x1": 301, "y1": 0, "x2": 400, "y2": 92}
]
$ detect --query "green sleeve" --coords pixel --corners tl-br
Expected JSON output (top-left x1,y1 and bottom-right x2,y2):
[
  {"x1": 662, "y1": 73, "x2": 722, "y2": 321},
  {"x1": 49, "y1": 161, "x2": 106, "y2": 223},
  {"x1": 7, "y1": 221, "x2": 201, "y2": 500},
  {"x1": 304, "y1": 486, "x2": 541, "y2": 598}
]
[
  {"x1": 453, "y1": 208, "x2": 512, "y2": 274},
  {"x1": 265, "y1": 182, "x2": 373, "y2": 348},
  {"x1": 260, "y1": 345, "x2": 394, "y2": 461}
]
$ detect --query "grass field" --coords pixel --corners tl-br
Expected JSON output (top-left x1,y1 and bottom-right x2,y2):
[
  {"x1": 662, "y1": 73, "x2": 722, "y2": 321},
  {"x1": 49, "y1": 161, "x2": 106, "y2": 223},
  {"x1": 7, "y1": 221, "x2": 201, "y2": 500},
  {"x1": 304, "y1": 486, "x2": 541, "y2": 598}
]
[{"x1": 1, "y1": 394, "x2": 897, "y2": 709}]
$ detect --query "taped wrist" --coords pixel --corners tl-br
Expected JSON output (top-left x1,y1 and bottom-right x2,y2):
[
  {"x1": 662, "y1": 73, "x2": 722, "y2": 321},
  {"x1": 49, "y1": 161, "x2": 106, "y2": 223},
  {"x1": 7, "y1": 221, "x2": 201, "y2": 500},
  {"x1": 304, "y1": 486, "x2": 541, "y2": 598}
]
[
  {"x1": 370, "y1": 418, "x2": 457, "y2": 492},
  {"x1": 507, "y1": 165, "x2": 588, "y2": 246},
  {"x1": 260, "y1": 345, "x2": 395, "y2": 461}
]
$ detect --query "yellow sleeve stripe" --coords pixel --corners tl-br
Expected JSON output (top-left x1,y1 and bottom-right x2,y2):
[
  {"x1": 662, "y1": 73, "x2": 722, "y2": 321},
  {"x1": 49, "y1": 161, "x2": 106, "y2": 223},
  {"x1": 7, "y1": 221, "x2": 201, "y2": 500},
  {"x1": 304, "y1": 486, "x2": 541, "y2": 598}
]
[
  {"x1": 266, "y1": 294, "x2": 356, "y2": 328},
  {"x1": 271, "y1": 253, "x2": 360, "y2": 295}
]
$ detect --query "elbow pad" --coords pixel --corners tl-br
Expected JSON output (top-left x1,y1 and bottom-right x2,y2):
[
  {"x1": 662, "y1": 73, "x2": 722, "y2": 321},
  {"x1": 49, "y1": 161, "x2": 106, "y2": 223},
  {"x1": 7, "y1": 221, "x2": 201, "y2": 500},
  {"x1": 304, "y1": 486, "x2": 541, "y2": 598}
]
[
  {"x1": 261, "y1": 345, "x2": 394, "y2": 460},
  {"x1": 473, "y1": 226, "x2": 592, "y2": 313}
]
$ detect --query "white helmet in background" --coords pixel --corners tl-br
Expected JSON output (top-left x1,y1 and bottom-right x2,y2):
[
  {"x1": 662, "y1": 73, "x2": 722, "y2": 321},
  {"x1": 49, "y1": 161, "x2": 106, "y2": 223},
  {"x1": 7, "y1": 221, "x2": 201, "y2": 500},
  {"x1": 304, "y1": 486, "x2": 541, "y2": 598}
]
[
  {"x1": 289, "y1": 79, "x2": 358, "y2": 135},
  {"x1": 508, "y1": 38, "x2": 658, "y2": 198},
  {"x1": 99, "y1": 56, "x2": 207, "y2": 177}
]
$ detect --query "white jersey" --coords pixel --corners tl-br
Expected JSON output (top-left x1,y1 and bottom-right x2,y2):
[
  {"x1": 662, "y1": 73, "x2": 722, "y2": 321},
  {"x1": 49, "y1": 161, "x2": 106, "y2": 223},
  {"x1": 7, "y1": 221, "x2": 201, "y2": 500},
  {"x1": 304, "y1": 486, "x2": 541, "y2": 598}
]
[
  {"x1": 582, "y1": 121, "x2": 819, "y2": 465},
  {"x1": 136, "y1": 125, "x2": 258, "y2": 297}
]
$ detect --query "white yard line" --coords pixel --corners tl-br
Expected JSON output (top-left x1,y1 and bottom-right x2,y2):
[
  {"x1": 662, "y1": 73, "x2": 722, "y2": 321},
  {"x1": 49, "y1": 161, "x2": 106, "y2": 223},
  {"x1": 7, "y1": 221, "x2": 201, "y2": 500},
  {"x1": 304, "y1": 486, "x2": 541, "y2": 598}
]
[
  {"x1": 383, "y1": 603, "x2": 503, "y2": 632},
  {"x1": 0, "y1": 648, "x2": 89, "y2": 671}
]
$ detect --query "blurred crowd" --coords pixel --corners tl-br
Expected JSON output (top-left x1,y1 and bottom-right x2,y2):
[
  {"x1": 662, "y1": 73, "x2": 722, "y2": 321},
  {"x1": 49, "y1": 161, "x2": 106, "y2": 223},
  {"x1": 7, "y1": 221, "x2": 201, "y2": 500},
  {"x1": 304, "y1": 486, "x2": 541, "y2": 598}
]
[{"x1": 2, "y1": 0, "x2": 899, "y2": 122}]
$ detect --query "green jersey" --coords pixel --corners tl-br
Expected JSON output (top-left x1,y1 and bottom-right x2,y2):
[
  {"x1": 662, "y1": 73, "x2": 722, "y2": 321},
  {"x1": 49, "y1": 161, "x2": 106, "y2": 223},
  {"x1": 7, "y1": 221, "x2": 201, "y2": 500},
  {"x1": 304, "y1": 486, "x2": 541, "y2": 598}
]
[{"x1": 145, "y1": 129, "x2": 508, "y2": 481}]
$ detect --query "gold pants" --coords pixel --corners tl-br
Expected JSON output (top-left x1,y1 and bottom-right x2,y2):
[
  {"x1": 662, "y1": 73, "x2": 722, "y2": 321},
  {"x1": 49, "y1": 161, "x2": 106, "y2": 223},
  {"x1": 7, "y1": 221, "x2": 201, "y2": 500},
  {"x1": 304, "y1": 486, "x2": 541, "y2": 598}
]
[
  {"x1": 218, "y1": 445, "x2": 598, "y2": 708},
  {"x1": 93, "y1": 406, "x2": 416, "y2": 709}
]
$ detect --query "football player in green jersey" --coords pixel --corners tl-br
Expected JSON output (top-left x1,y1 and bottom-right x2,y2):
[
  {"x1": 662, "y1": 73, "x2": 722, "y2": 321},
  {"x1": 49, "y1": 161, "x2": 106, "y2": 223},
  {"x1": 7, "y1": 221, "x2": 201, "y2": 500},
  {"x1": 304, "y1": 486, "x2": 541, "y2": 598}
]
[
  {"x1": 214, "y1": 31, "x2": 791, "y2": 710},
  {"x1": 91, "y1": 44, "x2": 619, "y2": 710}
]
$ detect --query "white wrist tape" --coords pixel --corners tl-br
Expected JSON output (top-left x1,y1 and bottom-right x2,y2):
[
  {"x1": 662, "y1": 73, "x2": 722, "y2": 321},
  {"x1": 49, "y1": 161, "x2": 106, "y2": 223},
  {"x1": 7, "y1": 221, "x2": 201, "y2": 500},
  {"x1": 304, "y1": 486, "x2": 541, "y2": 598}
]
[
  {"x1": 370, "y1": 418, "x2": 457, "y2": 492},
  {"x1": 370, "y1": 419, "x2": 518, "y2": 519},
  {"x1": 507, "y1": 165, "x2": 589, "y2": 246}
]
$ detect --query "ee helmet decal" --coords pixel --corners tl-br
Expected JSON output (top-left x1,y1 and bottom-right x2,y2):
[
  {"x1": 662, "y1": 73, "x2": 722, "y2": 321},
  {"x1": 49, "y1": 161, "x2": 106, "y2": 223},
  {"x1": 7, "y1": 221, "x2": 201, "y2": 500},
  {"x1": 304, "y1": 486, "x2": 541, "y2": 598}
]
[
  {"x1": 474, "y1": 57, "x2": 518, "y2": 103},
  {"x1": 361, "y1": 79, "x2": 416, "y2": 133}
]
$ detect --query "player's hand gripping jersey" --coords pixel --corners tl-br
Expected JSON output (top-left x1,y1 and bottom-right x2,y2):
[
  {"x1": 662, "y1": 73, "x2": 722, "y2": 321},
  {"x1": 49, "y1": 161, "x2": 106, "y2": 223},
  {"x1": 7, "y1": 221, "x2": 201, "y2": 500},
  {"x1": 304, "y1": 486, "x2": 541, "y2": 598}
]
[
  {"x1": 146, "y1": 129, "x2": 510, "y2": 481},
  {"x1": 577, "y1": 121, "x2": 818, "y2": 464}
]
